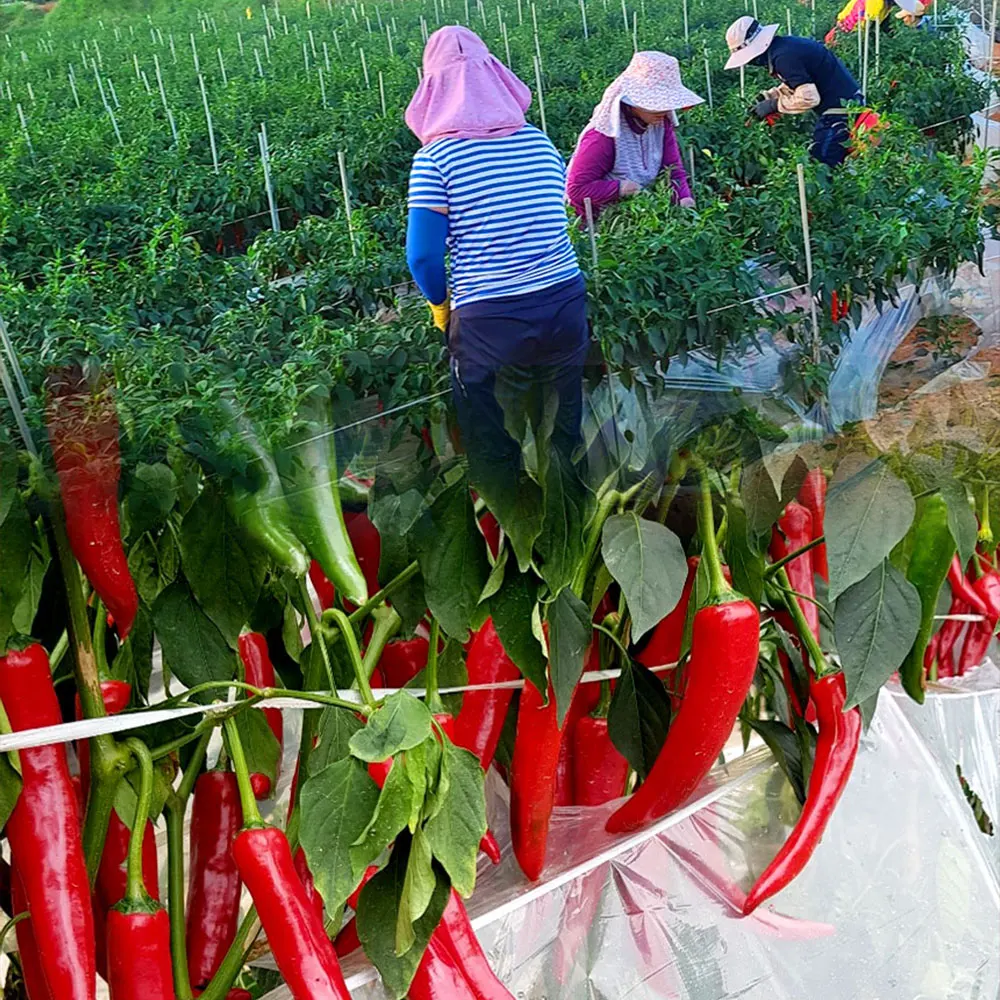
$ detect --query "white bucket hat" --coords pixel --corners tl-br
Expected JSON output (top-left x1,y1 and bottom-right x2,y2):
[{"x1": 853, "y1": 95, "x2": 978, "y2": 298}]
[
  {"x1": 584, "y1": 51, "x2": 704, "y2": 137},
  {"x1": 894, "y1": 0, "x2": 925, "y2": 14},
  {"x1": 725, "y1": 16, "x2": 779, "y2": 70}
]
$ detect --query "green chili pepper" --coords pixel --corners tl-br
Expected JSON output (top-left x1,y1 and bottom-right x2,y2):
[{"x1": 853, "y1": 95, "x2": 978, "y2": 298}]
[
  {"x1": 276, "y1": 390, "x2": 368, "y2": 607},
  {"x1": 901, "y1": 493, "x2": 955, "y2": 704}
]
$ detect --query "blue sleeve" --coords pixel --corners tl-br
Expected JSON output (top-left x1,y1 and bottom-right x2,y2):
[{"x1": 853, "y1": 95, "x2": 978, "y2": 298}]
[{"x1": 406, "y1": 207, "x2": 449, "y2": 306}]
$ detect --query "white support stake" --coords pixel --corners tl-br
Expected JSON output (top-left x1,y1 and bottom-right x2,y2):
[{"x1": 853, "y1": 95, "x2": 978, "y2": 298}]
[
  {"x1": 874, "y1": 13, "x2": 879, "y2": 78},
  {"x1": 16, "y1": 103, "x2": 35, "y2": 163},
  {"x1": 309, "y1": 28, "x2": 317, "y2": 58},
  {"x1": 68, "y1": 71, "x2": 80, "y2": 107},
  {"x1": 154, "y1": 53, "x2": 169, "y2": 112},
  {"x1": 796, "y1": 163, "x2": 821, "y2": 362},
  {"x1": 632, "y1": 10, "x2": 637, "y2": 51},
  {"x1": 260, "y1": 123, "x2": 281, "y2": 231},
  {"x1": 107, "y1": 77, "x2": 120, "y2": 108},
  {"x1": 621, "y1": 0, "x2": 628, "y2": 31},
  {"x1": 360, "y1": 47, "x2": 370, "y2": 87},
  {"x1": 503, "y1": 21, "x2": 512, "y2": 67},
  {"x1": 141, "y1": 70, "x2": 152, "y2": 95},
  {"x1": 379, "y1": 70, "x2": 386, "y2": 114},
  {"x1": 303, "y1": 41, "x2": 310, "y2": 77},
  {"x1": 682, "y1": 0, "x2": 689, "y2": 43},
  {"x1": 386, "y1": 23, "x2": 394, "y2": 56},
  {"x1": 198, "y1": 73, "x2": 219, "y2": 173},
  {"x1": 337, "y1": 150, "x2": 357, "y2": 255},
  {"x1": 786, "y1": 6, "x2": 791, "y2": 33},
  {"x1": 133, "y1": 51, "x2": 141, "y2": 81},
  {"x1": 533, "y1": 53, "x2": 547, "y2": 133},
  {"x1": 190, "y1": 32, "x2": 200, "y2": 73},
  {"x1": 255, "y1": 48, "x2": 265, "y2": 77},
  {"x1": 323, "y1": 41, "x2": 331, "y2": 71},
  {"x1": 688, "y1": 145, "x2": 695, "y2": 184},
  {"x1": 318, "y1": 65, "x2": 328, "y2": 106},
  {"x1": 861, "y1": 16, "x2": 869, "y2": 98},
  {"x1": 740, "y1": 63, "x2": 745, "y2": 99},
  {"x1": 26, "y1": 81, "x2": 35, "y2": 104},
  {"x1": 263, "y1": 34, "x2": 271, "y2": 62},
  {"x1": 579, "y1": 0, "x2": 588, "y2": 40},
  {"x1": 238, "y1": 32, "x2": 245, "y2": 57},
  {"x1": 703, "y1": 49, "x2": 713, "y2": 109},
  {"x1": 218, "y1": 46, "x2": 228, "y2": 85},
  {"x1": 583, "y1": 197, "x2": 598, "y2": 271}
]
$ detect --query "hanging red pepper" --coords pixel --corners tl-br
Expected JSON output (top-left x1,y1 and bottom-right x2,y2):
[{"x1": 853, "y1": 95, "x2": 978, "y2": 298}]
[
  {"x1": 106, "y1": 739, "x2": 175, "y2": 1000},
  {"x1": 378, "y1": 635, "x2": 429, "y2": 688},
  {"x1": 554, "y1": 662, "x2": 601, "y2": 807},
  {"x1": 797, "y1": 467, "x2": 829, "y2": 583},
  {"x1": 770, "y1": 502, "x2": 819, "y2": 641},
  {"x1": 572, "y1": 684, "x2": 629, "y2": 806},
  {"x1": 186, "y1": 770, "x2": 243, "y2": 991},
  {"x1": 408, "y1": 934, "x2": 480, "y2": 1000},
  {"x1": 956, "y1": 569, "x2": 1000, "y2": 674},
  {"x1": 607, "y1": 469, "x2": 760, "y2": 835},
  {"x1": 453, "y1": 617, "x2": 520, "y2": 772},
  {"x1": 238, "y1": 632, "x2": 283, "y2": 799},
  {"x1": 293, "y1": 847, "x2": 324, "y2": 924},
  {"x1": 46, "y1": 369, "x2": 138, "y2": 638},
  {"x1": 224, "y1": 719, "x2": 351, "y2": 1000},
  {"x1": 634, "y1": 556, "x2": 700, "y2": 668},
  {"x1": 947, "y1": 556, "x2": 991, "y2": 618},
  {"x1": 743, "y1": 672, "x2": 861, "y2": 913},
  {"x1": 479, "y1": 511, "x2": 501, "y2": 560},
  {"x1": 0, "y1": 643, "x2": 95, "y2": 1000},
  {"x1": 10, "y1": 867, "x2": 53, "y2": 1000}
]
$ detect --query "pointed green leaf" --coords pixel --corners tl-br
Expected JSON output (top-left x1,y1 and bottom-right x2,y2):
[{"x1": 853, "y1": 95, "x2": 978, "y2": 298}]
[
  {"x1": 349, "y1": 691, "x2": 433, "y2": 763},
  {"x1": 607, "y1": 660, "x2": 671, "y2": 783},
  {"x1": 548, "y1": 588, "x2": 592, "y2": 726}
]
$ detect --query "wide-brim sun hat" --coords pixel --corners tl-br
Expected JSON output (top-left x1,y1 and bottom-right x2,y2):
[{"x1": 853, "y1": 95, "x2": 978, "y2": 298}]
[
  {"x1": 725, "y1": 16, "x2": 779, "y2": 69},
  {"x1": 893, "y1": 0, "x2": 925, "y2": 14}
]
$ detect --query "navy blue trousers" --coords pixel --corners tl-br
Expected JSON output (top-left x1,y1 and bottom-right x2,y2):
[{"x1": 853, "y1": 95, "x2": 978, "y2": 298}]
[
  {"x1": 448, "y1": 275, "x2": 589, "y2": 485},
  {"x1": 813, "y1": 113, "x2": 852, "y2": 167}
]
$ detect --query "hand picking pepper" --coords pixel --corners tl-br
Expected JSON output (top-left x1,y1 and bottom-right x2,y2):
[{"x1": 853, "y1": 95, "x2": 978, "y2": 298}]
[
  {"x1": 572, "y1": 683, "x2": 629, "y2": 806},
  {"x1": 900, "y1": 494, "x2": 955, "y2": 703},
  {"x1": 186, "y1": 770, "x2": 243, "y2": 991},
  {"x1": 276, "y1": 390, "x2": 368, "y2": 608},
  {"x1": 238, "y1": 632, "x2": 283, "y2": 799},
  {"x1": 46, "y1": 368, "x2": 138, "y2": 637},
  {"x1": 797, "y1": 467, "x2": 829, "y2": 583},
  {"x1": 0, "y1": 643, "x2": 95, "y2": 1000},
  {"x1": 454, "y1": 617, "x2": 521, "y2": 772},
  {"x1": 106, "y1": 739, "x2": 175, "y2": 1000},
  {"x1": 224, "y1": 718, "x2": 352, "y2": 999},
  {"x1": 607, "y1": 468, "x2": 760, "y2": 834}
]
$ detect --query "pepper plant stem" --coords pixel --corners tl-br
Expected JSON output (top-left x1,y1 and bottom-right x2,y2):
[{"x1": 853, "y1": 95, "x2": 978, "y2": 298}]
[
  {"x1": 696, "y1": 465, "x2": 731, "y2": 602},
  {"x1": 198, "y1": 909, "x2": 261, "y2": 1000},
  {"x1": 360, "y1": 604, "x2": 401, "y2": 682},
  {"x1": 425, "y1": 619, "x2": 443, "y2": 714},
  {"x1": 776, "y1": 566, "x2": 829, "y2": 676},
  {"x1": 223, "y1": 717, "x2": 265, "y2": 827},
  {"x1": 298, "y1": 577, "x2": 337, "y2": 689},
  {"x1": 122, "y1": 738, "x2": 155, "y2": 905},
  {"x1": 572, "y1": 490, "x2": 620, "y2": 597},
  {"x1": 765, "y1": 537, "x2": 823, "y2": 577},
  {"x1": 327, "y1": 608, "x2": 376, "y2": 709}
]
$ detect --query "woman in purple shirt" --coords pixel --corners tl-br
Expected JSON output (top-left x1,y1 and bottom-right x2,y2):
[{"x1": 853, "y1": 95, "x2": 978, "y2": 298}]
[{"x1": 566, "y1": 51, "x2": 703, "y2": 219}]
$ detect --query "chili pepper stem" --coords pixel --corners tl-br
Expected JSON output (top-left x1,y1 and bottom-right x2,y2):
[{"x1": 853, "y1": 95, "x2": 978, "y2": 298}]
[
  {"x1": 93, "y1": 599, "x2": 110, "y2": 677},
  {"x1": 696, "y1": 464, "x2": 732, "y2": 603},
  {"x1": 764, "y1": 536, "x2": 824, "y2": 578},
  {"x1": 327, "y1": 608, "x2": 376, "y2": 709},
  {"x1": 595, "y1": 679, "x2": 612, "y2": 717},
  {"x1": 298, "y1": 577, "x2": 338, "y2": 690},
  {"x1": 776, "y1": 566, "x2": 829, "y2": 676},
  {"x1": 197, "y1": 908, "x2": 262, "y2": 1000},
  {"x1": 425, "y1": 619, "x2": 443, "y2": 715},
  {"x1": 572, "y1": 490, "x2": 620, "y2": 597},
  {"x1": 347, "y1": 559, "x2": 420, "y2": 623},
  {"x1": 122, "y1": 738, "x2": 155, "y2": 905},
  {"x1": 360, "y1": 604, "x2": 402, "y2": 682},
  {"x1": 223, "y1": 717, "x2": 265, "y2": 828},
  {"x1": 50, "y1": 629, "x2": 69, "y2": 671},
  {"x1": 0, "y1": 913, "x2": 27, "y2": 952},
  {"x1": 166, "y1": 798, "x2": 195, "y2": 1000}
]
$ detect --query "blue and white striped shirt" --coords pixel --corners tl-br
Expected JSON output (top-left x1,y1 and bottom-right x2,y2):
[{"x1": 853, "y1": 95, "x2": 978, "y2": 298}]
[{"x1": 407, "y1": 125, "x2": 581, "y2": 309}]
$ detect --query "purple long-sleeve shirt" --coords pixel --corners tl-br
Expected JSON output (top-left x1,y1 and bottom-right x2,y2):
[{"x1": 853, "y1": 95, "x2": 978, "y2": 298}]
[{"x1": 566, "y1": 122, "x2": 692, "y2": 218}]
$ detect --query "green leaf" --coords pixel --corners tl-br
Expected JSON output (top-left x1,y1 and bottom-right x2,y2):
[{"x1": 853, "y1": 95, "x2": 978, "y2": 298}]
[
  {"x1": 180, "y1": 490, "x2": 266, "y2": 646},
  {"x1": 416, "y1": 480, "x2": 490, "y2": 642},
  {"x1": 152, "y1": 580, "x2": 234, "y2": 691},
  {"x1": 535, "y1": 451, "x2": 591, "y2": 595},
  {"x1": 397, "y1": 827, "x2": 436, "y2": 955},
  {"x1": 349, "y1": 691, "x2": 433, "y2": 763},
  {"x1": 489, "y1": 560, "x2": 546, "y2": 695},
  {"x1": 601, "y1": 513, "x2": 687, "y2": 641},
  {"x1": 300, "y1": 756, "x2": 381, "y2": 915},
  {"x1": 478, "y1": 544, "x2": 508, "y2": 605},
  {"x1": 0, "y1": 492, "x2": 32, "y2": 651},
  {"x1": 356, "y1": 835, "x2": 450, "y2": 1000},
  {"x1": 126, "y1": 463, "x2": 178, "y2": 537},
  {"x1": 939, "y1": 479, "x2": 977, "y2": 569},
  {"x1": 309, "y1": 707, "x2": 363, "y2": 776},
  {"x1": 282, "y1": 598, "x2": 304, "y2": 664},
  {"x1": 741, "y1": 459, "x2": 782, "y2": 537},
  {"x1": 12, "y1": 543, "x2": 50, "y2": 636},
  {"x1": 726, "y1": 492, "x2": 766, "y2": 607},
  {"x1": 0, "y1": 752, "x2": 22, "y2": 829},
  {"x1": 422, "y1": 739, "x2": 486, "y2": 898},
  {"x1": 351, "y1": 760, "x2": 414, "y2": 874},
  {"x1": 548, "y1": 588, "x2": 592, "y2": 726},
  {"x1": 826, "y1": 459, "x2": 916, "y2": 601},
  {"x1": 115, "y1": 604, "x2": 155, "y2": 697},
  {"x1": 607, "y1": 660, "x2": 672, "y2": 783},
  {"x1": 0, "y1": 436, "x2": 16, "y2": 528},
  {"x1": 835, "y1": 559, "x2": 922, "y2": 710},
  {"x1": 370, "y1": 490, "x2": 426, "y2": 634},
  {"x1": 232, "y1": 707, "x2": 281, "y2": 791},
  {"x1": 479, "y1": 475, "x2": 544, "y2": 574},
  {"x1": 748, "y1": 719, "x2": 813, "y2": 805},
  {"x1": 859, "y1": 687, "x2": 880, "y2": 731}
]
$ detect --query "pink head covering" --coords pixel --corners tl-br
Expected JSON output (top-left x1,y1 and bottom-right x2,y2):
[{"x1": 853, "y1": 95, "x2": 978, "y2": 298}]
[{"x1": 405, "y1": 26, "x2": 531, "y2": 146}]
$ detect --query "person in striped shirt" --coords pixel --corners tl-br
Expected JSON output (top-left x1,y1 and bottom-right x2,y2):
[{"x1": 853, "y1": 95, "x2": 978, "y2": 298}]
[{"x1": 404, "y1": 25, "x2": 588, "y2": 502}]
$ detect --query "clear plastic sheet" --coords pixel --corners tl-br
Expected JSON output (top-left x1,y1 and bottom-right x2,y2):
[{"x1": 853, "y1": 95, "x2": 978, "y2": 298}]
[{"x1": 249, "y1": 674, "x2": 1000, "y2": 999}]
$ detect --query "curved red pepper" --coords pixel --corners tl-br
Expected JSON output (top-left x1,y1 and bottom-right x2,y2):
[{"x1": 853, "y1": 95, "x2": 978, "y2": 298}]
[
  {"x1": 771, "y1": 502, "x2": 819, "y2": 641},
  {"x1": 232, "y1": 826, "x2": 351, "y2": 999},
  {"x1": 431, "y1": 890, "x2": 515, "y2": 999},
  {"x1": 0, "y1": 644, "x2": 95, "y2": 1000},
  {"x1": 293, "y1": 846, "x2": 325, "y2": 924},
  {"x1": 948, "y1": 556, "x2": 991, "y2": 619},
  {"x1": 510, "y1": 676, "x2": 562, "y2": 880},
  {"x1": 46, "y1": 370, "x2": 138, "y2": 637},
  {"x1": 480, "y1": 829, "x2": 502, "y2": 865},
  {"x1": 957, "y1": 570, "x2": 1000, "y2": 674},
  {"x1": 797, "y1": 468, "x2": 829, "y2": 583},
  {"x1": 607, "y1": 599, "x2": 760, "y2": 834},
  {"x1": 409, "y1": 933, "x2": 480, "y2": 1000},
  {"x1": 453, "y1": 617, "x2": 520, "y2": 772},
  {"x1": 554, "y1": 646, "x2": 600, "y2": 806},
  {"x1": 744, "y1": 672, "x2": 861, "y2": 913},
  {"x1": 186, "y1": 771, "x2": 243, "y2": 991},
  {"x1": 378, "y1": 636, "x2": 429, "y2": 688},
  {"x1": 238, "y1": 633, "x2": 282, "y2": 799},
  {"x1": 635, "y1": 556, "x2": 700, "y2": 669},
  {"x1": 571, "y1": 715, "x2": 629, "y2": 806},
  {"x1": 106, "y1": 906, "x2": 175, "y2": 1000},
  {"x1": 10, "y1": 866, "x2": 53, "y2": 1000},
  {"x1": 479, "y1": 511, "x2": 501, "y2": 560}
]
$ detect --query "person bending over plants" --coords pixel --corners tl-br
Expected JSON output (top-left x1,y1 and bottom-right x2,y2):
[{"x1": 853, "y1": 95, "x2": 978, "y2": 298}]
[
  {"x1": 404, "y1": 25, "x2": 589, "y2": 502},
  {"x1": 565, "y1": 50, "x2": 703, "y2": 219},
  {"x1": 725, "y1": 16, "x2": 863, "y2": 166},
  {"x1": 825, "y1": 0, "x2": 927, "y2": 46}
]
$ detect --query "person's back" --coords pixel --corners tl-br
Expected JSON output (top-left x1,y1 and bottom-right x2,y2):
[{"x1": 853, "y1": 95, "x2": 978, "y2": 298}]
[
  {"x1": 409, "y1": 124, "x2": 579, "y2": 309},
  {"x1": 766, "y1": 35, "x2": 861, "y2": 109}
]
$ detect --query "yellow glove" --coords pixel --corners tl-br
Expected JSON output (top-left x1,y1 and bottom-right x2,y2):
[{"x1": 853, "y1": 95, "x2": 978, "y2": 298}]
[{"x1": 429, "y1": 299, "x2": 451, "y2": 332}]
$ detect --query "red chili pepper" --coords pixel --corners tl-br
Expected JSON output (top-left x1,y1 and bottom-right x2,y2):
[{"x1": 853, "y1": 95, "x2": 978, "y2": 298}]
[
  {"x1": 232, "y1": 826, "x2": 351, "y2": 999},
  {"x1": 480, "y1": 829, "x2": 502, "y2": 865},
  {"x1": 378, "y1": 636, "x2": 429, "y2": 688},
  {"x1": 948, "y1": 556, "x2": 991, "y2": 618},
  {"x1": 957, "y1": 570, "x2": 1000, "y2": 674},
  {"x1": 554, "y1": 665, "x2": 600, "y2": 807},
  {"x1": 771, "y1": 502, "x2": 819, "y2": 641},
  {"x1": 0, "y1": 644, "x2": 95, "y2": 1000},
  {"x1": 409, "y1": 933, "x2": 480, "y2": 1000},
  {"x1": 76, "y1": 679, "x2": 132, "y2": 800},
  {"x1": 333, "y1": 919, "x2": 362, "y2": 957},
  {"x1": 293, "y1": 847, "x2": 324, "y2": 924},
  {"x1": 744, "y1": 672, "x2": 861, "y2": 913},
  {"x1": 453, "y1": 617, "x2": 520, "y2": 772},
  {"x1": 238, "y1": 633, "x2": 283, "y2": 799},
  {"x1": 510, "y1": 675, "x2": 562, "y2": 880},
  {"x1": 46, "y1": 369, "x2": 138, "y2": 637},
  {"x1": 186, "y1": 771, "x2": 243, "y2": 991},
  {"x1": 797, "y1": 468, "x2": 829, "y2": 583},
  {"x1": 479, "y1": 511, "x2": 501, "y2": 560},
  {"x1": 635, "y1": 556, "x2": 699, "y2": 668},
  {"x1": 10, "y1": 866, "x2": 53, "y2": 1000},
  {"x1": 572, "y1": 714, "x2": 629, "y2": 806},
  {"x1": 607, "y1": 472, "x2": 760, "y2": 835}
]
